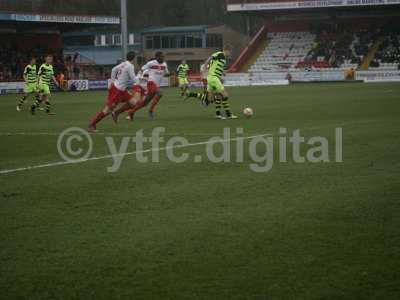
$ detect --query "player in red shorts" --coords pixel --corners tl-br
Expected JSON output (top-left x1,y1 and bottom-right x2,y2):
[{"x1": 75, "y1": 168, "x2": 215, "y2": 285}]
[
  {"x1": 111, "y1": 71, "x2": 152, "y2": 122},
  {"x1": 125, "y1": 51, "x2": 170, "y2": 120},
  {"x1": 88, "y1": 52, "x2": 137, "y2": 132}
]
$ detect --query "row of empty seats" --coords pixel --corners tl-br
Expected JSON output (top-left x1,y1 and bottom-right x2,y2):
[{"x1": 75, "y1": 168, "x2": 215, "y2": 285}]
[
  {"x1": 249, "y1": 29, "x2": 399, "y2": 72},
  {"x1": 249, "y1": 31, "x2": 315, "y2": 72}
]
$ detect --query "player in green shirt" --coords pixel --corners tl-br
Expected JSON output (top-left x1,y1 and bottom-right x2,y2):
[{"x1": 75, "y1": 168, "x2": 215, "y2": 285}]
[
  {"x1": 31, "y1": 54, "x2": 59, "y2": 115},
  {"x1": 177, "y1": 60, "x2": 190, "y2": 97},
  {"x1": 17, "y1": 57, "x2": 40, "y2": 112},
  {"x1": 186, "y1": 45, "x2": 237, "y2": 119}
]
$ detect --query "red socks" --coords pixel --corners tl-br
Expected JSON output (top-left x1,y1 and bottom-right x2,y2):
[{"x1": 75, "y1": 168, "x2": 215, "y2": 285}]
[
  {"x1": 90, "y1": 111, "x2": 106, "y2": 126},
  {"x1": 149, "y1": 95, "x2": 161, "y2": 113}
]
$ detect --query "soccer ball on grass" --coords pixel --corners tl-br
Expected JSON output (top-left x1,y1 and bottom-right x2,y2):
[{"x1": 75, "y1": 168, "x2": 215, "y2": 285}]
[{"x1": 243, "y1": 107, "x2": 254, "y2": 118}]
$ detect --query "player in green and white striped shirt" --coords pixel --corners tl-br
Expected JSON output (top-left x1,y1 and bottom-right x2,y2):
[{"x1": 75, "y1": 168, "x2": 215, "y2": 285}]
[
  {"x1": 177, "y1": 60, "x2": 190, "y2": 97},
  {"x1": 31, "y1": 54, "x2": 59, "y2": 115},
  {"x1": 16, "y1": 57, "x2": 40, "y2": 112},
  {"x1": 185, "y1": 45, "x2": 237, "y2": 119}
]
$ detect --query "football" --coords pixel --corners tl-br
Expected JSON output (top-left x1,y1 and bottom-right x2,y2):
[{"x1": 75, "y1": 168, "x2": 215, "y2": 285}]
[{"x1": 243, "y1": 107, "x2": 254, "y2": 118}]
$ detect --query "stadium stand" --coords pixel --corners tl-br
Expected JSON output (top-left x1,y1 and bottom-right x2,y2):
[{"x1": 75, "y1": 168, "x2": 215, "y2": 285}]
[
  {"x1": 1, "y1": 1, "x2": 399, "y2": 86},
  {"x1": 249, "y1": 31, "x2": 315, "y2": 72},
  {"x1": 370, "y1": 28, "x2": 400, "y2": 70},
  {"x1": 246, "y1": 22, "x2": 400, "y2": 73}
]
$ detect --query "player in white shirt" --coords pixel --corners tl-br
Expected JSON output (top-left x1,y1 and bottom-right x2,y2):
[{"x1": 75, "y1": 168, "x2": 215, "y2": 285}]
[
  {"x1": 88, "y1": 52, "x2": 138, "y2": 132},
  {"x1": 110, "y1": 61, "x2": 136, "y2": 91},
  {"x1": 142, "y1": 54, "x2": 169, "y2": 88},
  {"x1": 126, "y1": 51, "x2": 170, "y2": 119},
  {"x1": 200, "y1": 63, "x2": 209, "y2": 92}
]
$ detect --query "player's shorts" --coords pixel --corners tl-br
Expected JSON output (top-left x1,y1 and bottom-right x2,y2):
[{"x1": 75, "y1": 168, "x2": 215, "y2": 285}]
[
  {"x1": 207, "y1": 76, "x2": 225, "y2": 93},
  {"x1": 38, "y1": 83, "x2": 51, "y2": 95},
  {"x1": 178, "y1": 77, "x2": 189, "y2": 86},
  {"x1": 24, "y1": 83, "x2": 38, "y2": 94},
  {"x1": 202, "y1": 78, "x2": 208, "y2": 86},
  {"x1": 106, "y1": 83, "x2": 132, "y2": 108},
  {"x1": 132, "y1": 85, "x2": 147, "y2": 97},
  {"x1": 147, "y1": 81, "x2": 160, "y2": 96}
]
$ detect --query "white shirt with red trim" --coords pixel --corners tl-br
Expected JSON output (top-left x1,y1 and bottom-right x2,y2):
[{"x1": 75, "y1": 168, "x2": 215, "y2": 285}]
[
  {"x1": 141, "y1": 59, "x2": 169, "y2": 87},
  {"x1": 111, "y1": 61, "x2": 136, "y2": 91}
]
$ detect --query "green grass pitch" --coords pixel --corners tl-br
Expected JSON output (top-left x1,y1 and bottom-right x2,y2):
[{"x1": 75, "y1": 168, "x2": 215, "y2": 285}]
[{"x1": 1, "y1": 83, "x2": 400, "y2": 299}]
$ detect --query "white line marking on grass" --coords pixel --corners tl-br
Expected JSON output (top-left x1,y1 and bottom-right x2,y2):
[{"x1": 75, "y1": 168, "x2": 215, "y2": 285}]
[
  {"x1": 0, "y1": 132, "x2": 246, "y2": 137},
  {"x1": 0, "y1": 133, "x2": 272, "y2": 175},
  {"x1": 1, "y1": 119, "x2": 388, "y2": 175}
]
